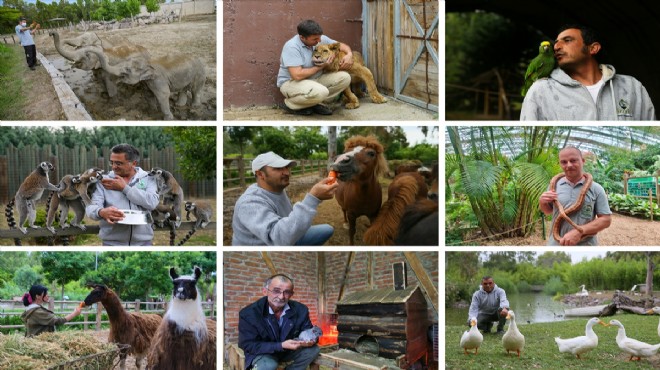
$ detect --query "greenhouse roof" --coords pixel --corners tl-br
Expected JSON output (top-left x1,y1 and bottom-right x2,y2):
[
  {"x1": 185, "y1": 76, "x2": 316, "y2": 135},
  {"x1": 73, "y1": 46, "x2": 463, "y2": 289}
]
[{"x1": 445, "y1": 126, "x2": 660, "y2": 158}]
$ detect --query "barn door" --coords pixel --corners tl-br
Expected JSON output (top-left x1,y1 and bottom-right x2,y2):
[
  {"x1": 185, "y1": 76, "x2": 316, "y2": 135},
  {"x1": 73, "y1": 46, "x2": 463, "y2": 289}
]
[{"x1": 394, "y1": 0, "x2": 439, "y2": 112}]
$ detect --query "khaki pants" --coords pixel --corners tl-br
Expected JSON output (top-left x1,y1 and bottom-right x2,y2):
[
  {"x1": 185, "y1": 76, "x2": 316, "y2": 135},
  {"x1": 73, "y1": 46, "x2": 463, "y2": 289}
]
[{"x1": 280, "y1": 71, "x2": 351, "y2": 110}]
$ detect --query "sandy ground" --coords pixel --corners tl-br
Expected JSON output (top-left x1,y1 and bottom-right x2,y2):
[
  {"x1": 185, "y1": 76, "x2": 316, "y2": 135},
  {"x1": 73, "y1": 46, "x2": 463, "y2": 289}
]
[
  {"x1": 223, "y1": 97, "x2": 437, "y2": 121},
  {"x1": 223, "y1": 174, "x2": 408, "y2": 246},
  {"x1": 32, "y1": 14, "x2": 216, "y2": 121},
  {"x1": 461, "y1": 213, "x2": 660, "y2": 246}
]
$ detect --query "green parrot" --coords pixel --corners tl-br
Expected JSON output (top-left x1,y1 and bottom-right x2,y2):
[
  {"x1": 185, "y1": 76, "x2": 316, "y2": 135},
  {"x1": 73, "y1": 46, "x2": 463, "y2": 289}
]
[{"x1": 521, "y1": 41, "x2": 556, "y2": 97}]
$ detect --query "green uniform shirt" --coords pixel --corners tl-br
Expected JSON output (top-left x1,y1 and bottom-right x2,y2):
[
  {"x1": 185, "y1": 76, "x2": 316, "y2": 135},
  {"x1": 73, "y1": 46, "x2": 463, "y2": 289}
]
[{"x1": 20, "y1": 305, "x2": 67, "y2": 337}]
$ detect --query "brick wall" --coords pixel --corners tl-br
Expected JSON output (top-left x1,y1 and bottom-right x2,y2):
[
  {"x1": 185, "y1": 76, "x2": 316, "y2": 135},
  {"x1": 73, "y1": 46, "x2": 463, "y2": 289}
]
[{"x1": 223, "y1": 251, "x2": 438, "y2": 345}]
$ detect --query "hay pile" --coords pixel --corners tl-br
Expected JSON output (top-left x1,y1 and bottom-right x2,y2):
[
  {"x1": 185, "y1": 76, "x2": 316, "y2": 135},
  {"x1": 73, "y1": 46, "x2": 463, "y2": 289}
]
[{"x1": 0, "y1": 331, "x2": 117, "y2": 370}]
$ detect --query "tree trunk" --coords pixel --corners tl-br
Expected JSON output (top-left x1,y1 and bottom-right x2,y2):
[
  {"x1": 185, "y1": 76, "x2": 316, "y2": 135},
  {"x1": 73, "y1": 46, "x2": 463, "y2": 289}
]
[{"x1": 646, "y1": 252, "x2": 655, "y2": 297}]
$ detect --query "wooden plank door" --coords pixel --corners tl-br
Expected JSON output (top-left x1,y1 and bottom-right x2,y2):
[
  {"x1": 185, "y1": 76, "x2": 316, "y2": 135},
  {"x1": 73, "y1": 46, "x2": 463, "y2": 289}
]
[{"x1": 394, "y1": 0, "x2": 439, "y2": 112}]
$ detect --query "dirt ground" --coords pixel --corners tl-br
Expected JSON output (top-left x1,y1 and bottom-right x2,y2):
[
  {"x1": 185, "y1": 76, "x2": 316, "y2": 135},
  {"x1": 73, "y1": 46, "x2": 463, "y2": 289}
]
[
  {"x1": 32, "y1": 14, "x2": 216, "y2": 121},
  {"x1": 222, "y1": 97, "x2": 437, "y2": 121},
  {"x1": 464, "y1": 213, "x2": 660, "y2": 246},
  {"x1": 16, "y1": 57, "x2": 66, "y2": 120},
  {"x1": 223, "y1": 174, "x2": 402, "y2": 246}
]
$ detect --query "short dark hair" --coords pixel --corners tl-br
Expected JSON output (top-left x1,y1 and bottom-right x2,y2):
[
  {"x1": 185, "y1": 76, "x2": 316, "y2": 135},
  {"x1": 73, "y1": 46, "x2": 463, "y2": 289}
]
[
  {"x1": 297, "y1": 20, "x2": 323, "y2": 37},
  {"x1": 111, "y1": 143, "x2": 140, "y2": 162},
  {"x1": 482, "y1": 276, "x2": 493, "y2": 282},
  {"x1": 557, "y1": 24, "x2": 600, "y2": 46},
  {"x1": 23, "y1": 284, "x2": 48, "y2": 306}
]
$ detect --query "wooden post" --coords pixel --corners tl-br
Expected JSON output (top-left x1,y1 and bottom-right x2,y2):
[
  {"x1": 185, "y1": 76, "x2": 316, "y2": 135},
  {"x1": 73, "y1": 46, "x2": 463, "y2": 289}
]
[
  {"x1": 84, "y1": 312, "x2": 89, "y2": 331},
  {"x1": 96, "y1": 304, "x2": 102, "y2": 330},
  {"x1": 238, "y1": 156, "x2": 246, "y2": 188},
  {"x1": 650, "y1": 189, "x2": 654, "y2": 222},
  {"x1": 623, "y1": 172, "x2": 629, "y2": 195},
  {"x1": 135, "y1": 299, "x2": 141, "y2": 312}
]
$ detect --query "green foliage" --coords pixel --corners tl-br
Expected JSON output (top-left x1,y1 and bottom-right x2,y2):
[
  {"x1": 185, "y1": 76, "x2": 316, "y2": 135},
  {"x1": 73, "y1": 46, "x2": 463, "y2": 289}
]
[
  {"x1": 165, "y1": 127, "x2": 216, "y2": 181},
  {"x1": 126, "y1": 0, "x2": 140, "y2": 17},
  {"x1": 13, "y1": 265, "x2": 41, "y2": 290},
  {"x1": 489, "y1": 272, "x2": 517, "y2": 294},
  {"x1": 252, "y1": 127, "x2": 297, "y2": 158},
  {"x1": 0, "y1": 44, "x2": 25, "y2": 120},
  {"x1": 542, "y1": 276, "x2": 565, "y2": 295},
  {"x1": 40, "y1": 252, "x2": 93, "y2": 299},
  {"x1": 608, "y1": 193, "x2": 660, "y2": 219},
  {"x1": 146, "y1": 0, "x2": 160, "y2": 13},
  {"x1": 391, "y1": 143, "x2": 439, "y2": 163},
  {"x1": 516, "y1": 280, "x2": 532, "y2": 293}
]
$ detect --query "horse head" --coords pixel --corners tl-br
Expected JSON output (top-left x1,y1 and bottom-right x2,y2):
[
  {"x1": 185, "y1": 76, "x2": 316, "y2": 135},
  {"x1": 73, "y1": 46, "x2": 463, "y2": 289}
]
[{"x1": 331, "y1": 136, "x2": 388, "y2": 182}]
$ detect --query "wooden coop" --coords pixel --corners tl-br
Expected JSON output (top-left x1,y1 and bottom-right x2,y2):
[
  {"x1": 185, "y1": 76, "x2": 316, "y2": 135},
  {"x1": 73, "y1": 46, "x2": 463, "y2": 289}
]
[{"x1": 335, "y1": 285, "x2": 428, "y2": 368}]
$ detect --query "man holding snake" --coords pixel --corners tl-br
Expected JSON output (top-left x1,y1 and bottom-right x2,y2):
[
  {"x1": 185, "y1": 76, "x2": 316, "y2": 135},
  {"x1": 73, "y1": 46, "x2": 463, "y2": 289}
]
[{"x1": 539, "y1": 146, "x2": 612, "y2": 246}]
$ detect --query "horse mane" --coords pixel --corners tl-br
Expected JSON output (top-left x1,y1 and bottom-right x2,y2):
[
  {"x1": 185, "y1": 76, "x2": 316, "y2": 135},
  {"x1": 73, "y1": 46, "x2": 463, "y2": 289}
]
[
  {"x1": 364, "y1": 175, "x2": 420, "y2": 245},
  {"x1": 344, "y1": 135, "x2": 389, "y2": 178},
  {"x1": 395, "y1": 199, "x2": 439, "y2": 246}
]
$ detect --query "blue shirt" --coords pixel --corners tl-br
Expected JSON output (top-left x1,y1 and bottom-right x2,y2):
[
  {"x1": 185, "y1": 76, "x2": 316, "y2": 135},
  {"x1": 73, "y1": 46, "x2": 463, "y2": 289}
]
[
  {"x1": 15, "y1": 24, "x2": 35, "y2": 46},
  {"x1": 276, "y1": 34, "x2": 336, "y2": 87}
]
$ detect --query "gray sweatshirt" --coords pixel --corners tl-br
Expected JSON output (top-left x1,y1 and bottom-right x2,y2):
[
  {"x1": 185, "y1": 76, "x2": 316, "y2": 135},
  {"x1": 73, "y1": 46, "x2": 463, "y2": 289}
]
[
  {"x1": 86, "y1": 167, "x2": 159, "y2": 246},
  {"x1": 232, "y1": 183, "x2": 321, "y2": 246},
  {"x1": 521, "y1": 64, "x2": 655, "y2": 120},
  {"x1": 468, "y1": 284, "x2": 509, "y2": 320}
]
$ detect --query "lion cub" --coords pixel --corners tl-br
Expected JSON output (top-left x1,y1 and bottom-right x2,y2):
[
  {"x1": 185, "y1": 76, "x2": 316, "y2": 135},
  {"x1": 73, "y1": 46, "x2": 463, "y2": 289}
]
[{"x1": 312, "y1": 42, "x2": 387, "y2": 109}]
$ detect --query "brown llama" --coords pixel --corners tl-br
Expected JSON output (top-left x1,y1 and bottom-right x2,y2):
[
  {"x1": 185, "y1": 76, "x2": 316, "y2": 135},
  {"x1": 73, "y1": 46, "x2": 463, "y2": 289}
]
[
  {"x1": 363, "y1": 172, "x2": 428, "y2": 245},
  {"x1": 147, "y1": 266, "x2": 216, "y2": 370},
  {"x1": 331, "y1": 135, "x2": 388, "y2": 245},
  {"x1": 83, "y1": 284, "x2": 162, "y2": 370}
]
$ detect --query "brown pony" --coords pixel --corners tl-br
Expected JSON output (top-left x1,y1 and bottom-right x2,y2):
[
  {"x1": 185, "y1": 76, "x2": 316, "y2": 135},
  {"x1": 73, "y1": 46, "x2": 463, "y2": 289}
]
[
  {"x1": 363, "y1": 172, "x2": 428, "y2": 245},
  {"x1": 331, "y1": 135, "x2": 388, "y2": 245}
]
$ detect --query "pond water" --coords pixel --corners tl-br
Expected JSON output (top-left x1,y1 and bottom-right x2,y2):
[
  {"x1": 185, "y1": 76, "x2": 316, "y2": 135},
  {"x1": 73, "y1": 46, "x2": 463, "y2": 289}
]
[{"x1": 446, "y1": 292, "x2": 574, "y2": 325}]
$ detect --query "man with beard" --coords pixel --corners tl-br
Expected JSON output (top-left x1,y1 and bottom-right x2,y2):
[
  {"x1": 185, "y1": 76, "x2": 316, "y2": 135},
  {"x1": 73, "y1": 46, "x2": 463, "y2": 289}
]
[
  {"x1": 232, "y1": 151, "x2": 338, "y2": 245},
  {"x1": 239, "y1": 274, "x2": 320, "y2": 370},
  {"x1": 521, "y1": 24, "x2": 655, "y2": 120}
]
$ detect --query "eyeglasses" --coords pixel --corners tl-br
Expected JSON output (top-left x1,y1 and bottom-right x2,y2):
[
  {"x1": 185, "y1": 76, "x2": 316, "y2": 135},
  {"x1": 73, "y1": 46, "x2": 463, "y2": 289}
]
[{"x1": 267, "y1": 288, "x2": 294, "y2": 297}]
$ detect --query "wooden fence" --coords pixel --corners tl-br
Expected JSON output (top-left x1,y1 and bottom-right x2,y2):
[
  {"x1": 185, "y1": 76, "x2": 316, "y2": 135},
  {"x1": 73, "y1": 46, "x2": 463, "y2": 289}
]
[
  {"x1": 0, "y1": 144, "x2": 216, "y2": 204},
  {"x1": 0, "y1": 298, "x2": 216, "y2": 333},
  {"x1": 223, "y1": 157, "x2": 327, "y2": 188}
]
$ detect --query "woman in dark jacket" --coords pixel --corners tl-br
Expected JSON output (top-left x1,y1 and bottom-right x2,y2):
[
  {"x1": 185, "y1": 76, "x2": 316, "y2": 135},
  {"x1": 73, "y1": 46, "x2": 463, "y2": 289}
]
[{"x1": 20, "y1": 285, "x2": 82, "y2": 337}]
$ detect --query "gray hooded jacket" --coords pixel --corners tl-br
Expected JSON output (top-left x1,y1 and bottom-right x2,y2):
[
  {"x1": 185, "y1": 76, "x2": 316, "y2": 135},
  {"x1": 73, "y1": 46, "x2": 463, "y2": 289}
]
[
  {"x1": 521, "y1": 64, "x2": 655, "y2": 121},
  {"x1": 232, "y1": 183, "x2": 321, "y2": 246},
  {"x1": 86, "y1": 167, "x2": 159, "y2": 245},
  {"x1": 468, "y1": 284, "x2": 510, "y2": 321}
]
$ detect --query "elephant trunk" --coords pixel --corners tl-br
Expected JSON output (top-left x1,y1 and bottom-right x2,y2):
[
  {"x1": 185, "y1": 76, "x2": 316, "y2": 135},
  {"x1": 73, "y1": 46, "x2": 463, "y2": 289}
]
[
  {"x1": 49, "y1": 31, "x2": 83, "y2": 62},
  {"x1": 79, "y1": 47, "x2": 123, "y2": 77}
]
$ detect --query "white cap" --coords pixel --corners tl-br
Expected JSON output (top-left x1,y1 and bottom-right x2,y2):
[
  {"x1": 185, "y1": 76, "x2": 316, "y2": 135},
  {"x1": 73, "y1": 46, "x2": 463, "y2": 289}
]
[{"x1": 251, "y1": 152, "x2": 297, "y2": 172}]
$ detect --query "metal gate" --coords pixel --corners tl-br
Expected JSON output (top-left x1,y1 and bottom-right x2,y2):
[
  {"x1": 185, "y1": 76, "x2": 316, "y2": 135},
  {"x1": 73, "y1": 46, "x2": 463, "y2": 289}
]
[{"x1": 394, "y1": 0, "x2": 439, "y2": 112}]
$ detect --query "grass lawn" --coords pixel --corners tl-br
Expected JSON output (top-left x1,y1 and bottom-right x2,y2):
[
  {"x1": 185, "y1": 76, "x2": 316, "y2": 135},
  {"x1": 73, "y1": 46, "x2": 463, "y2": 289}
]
[
  {"x1": 446, "y1": 314, "x2": 660, "y2": 369},
  {"x1": 0, "y1": 44, "x2": 26, "y2": 119}
]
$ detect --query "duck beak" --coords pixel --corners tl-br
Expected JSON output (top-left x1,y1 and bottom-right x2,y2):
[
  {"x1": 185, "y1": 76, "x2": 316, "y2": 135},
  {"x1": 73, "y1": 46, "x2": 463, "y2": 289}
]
[
  {"x1": 646, "y1": 309, "x2": 654, "y2": 315},
  {"x1": 598, "y1": 321, "x2": 609, "y2": 327}
]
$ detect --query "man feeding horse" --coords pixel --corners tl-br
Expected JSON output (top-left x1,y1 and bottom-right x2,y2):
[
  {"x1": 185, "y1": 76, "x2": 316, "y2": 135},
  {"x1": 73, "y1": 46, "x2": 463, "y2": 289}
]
[
  {"x1": 538, "y1": 146, "x2": 611, "y2": 246},
  {"x1": 232, "y1": 152, "x2": 339, "y2": 246}
]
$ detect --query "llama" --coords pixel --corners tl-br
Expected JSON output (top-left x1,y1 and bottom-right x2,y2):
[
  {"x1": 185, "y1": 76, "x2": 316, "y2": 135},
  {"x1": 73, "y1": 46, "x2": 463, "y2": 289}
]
[
  {"x1": 83, "y1": 284, "x2": 162, "y2": 370},
  {"x1": 147, "y1": 266, "x2": 216, "y2": 370}
]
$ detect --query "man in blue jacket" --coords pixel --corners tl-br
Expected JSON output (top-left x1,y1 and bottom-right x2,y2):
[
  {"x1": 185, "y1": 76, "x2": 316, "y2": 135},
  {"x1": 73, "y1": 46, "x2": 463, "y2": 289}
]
[
  {"x1": 239, "y1": 274, "x2": 320, "y2": 370},
  {"x1": 468, "y1": 276, "x2": 510, "y2": 334}
]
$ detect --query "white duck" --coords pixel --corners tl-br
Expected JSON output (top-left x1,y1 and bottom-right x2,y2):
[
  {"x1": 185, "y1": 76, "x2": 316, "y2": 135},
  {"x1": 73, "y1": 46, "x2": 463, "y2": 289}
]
[
  {"x1": 502, "y1": 310, "x2": 525, "y2": 357},
  {"x1": 555, "y1": 317, "x2": 607, "y2": 359},
  {"x1": 460, "y1": 317, "x2": 483, "y2": 355},
  {"x1": 646, "y1": 307, "x2": 660, "y2": 338},
  {"x1": 608, "y1": 319, "x2": 660, "y2": 361}
]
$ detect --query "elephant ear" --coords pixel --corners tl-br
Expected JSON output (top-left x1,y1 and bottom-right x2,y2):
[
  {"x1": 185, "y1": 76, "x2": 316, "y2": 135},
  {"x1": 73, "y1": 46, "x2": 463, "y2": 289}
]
[{"x1": 129, "y1": 59, "x2": 156, "y2": 81}]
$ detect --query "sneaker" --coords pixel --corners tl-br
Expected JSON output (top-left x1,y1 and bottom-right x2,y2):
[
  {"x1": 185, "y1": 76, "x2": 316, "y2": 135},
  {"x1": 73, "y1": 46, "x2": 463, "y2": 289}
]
[
  {"x1": 278, "y1": 102, "x2": 313, "y2": 116},
  {"x1": 311, "y1": 104, "x2": 333, "y2": 115}
]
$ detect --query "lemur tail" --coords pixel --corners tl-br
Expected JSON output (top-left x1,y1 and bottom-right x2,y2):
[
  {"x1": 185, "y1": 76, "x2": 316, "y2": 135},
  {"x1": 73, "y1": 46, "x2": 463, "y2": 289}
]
[
  {"x1": 5, "y1": 198, "x2": 21, "y2": 246},
  {"x1": 176, "y1": 226, "x2": 197, "y2": 246}
]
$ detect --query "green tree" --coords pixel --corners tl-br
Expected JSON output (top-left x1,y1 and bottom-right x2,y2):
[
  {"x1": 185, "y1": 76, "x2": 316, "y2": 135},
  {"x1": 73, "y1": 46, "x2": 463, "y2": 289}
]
[
  {"x1": 13, "y1": 265, "x2": 40, "y2": 290},
  {"x1": 482, "y1": 252, "x2": 517, "y2": 272},
  {"x1": 225, "y1": 126, "x2": 255, "y2": 158},
  {"x1": 252, "y1": 127, "x2": 296, "y2": 159},
  {"x1": 145, "y1": 0, "x2": 159, "y2": 13},
  {"x1": 292, "y1": 126, "x2": 327, "y2": 158},
  {"x1": 537, "y1": 252, "x2": 571, "y2": 269},
  {"x1": 40, "y1": 252, "x2": 92, "y2": 299},
  {"x1": 165, "y1": 127, "x2": 216, "y2": 180},
  {"x1": 126, "y1": 0, "x2": 140, "y2": 17}
]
